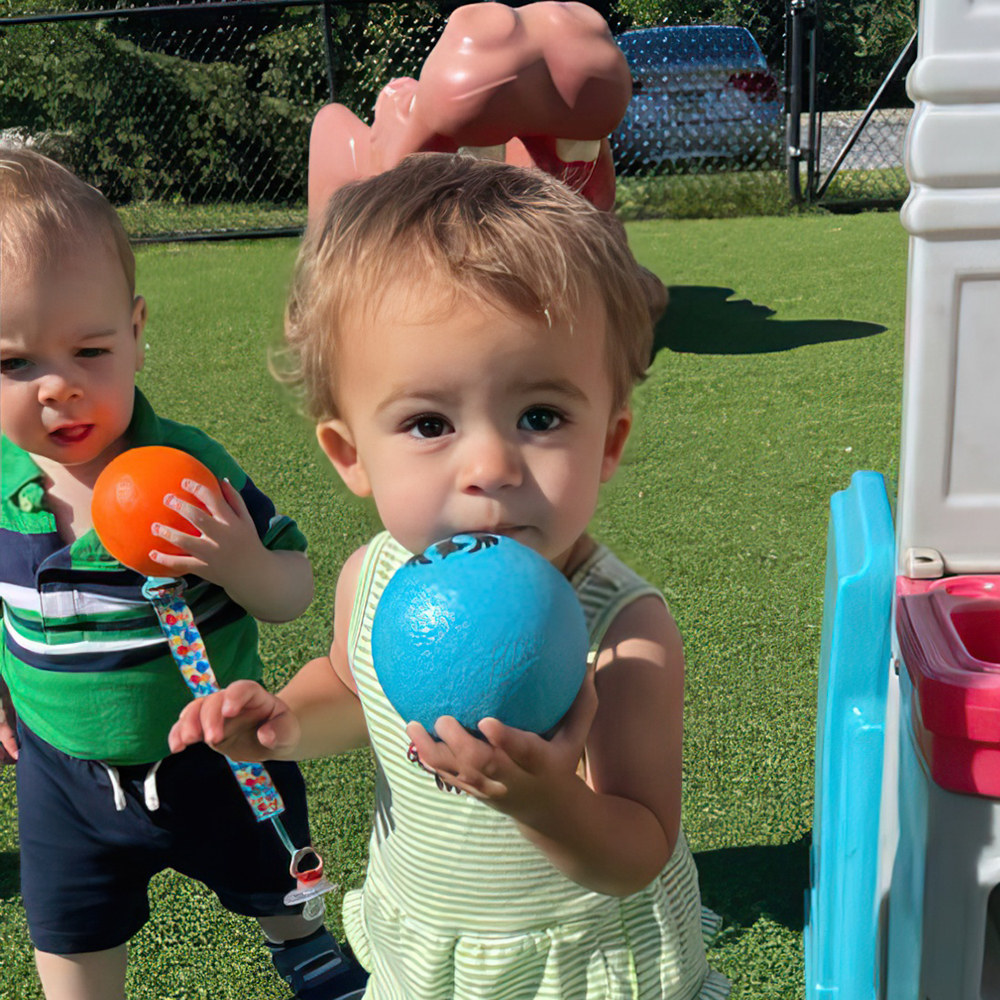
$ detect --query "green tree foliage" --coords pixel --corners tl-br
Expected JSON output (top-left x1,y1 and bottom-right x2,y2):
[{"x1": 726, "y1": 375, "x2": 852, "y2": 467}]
[
  {"x1": 0, "y1": 1, "x2": 451, "y2": 204},
  {"x1": 615, "y1": 0, "x2": 785, "y2": 64},
  {"x1": 327, "y1": 1, "x2": 446, "y2": 121},
  {"x1": 818, "y1": 0, "x2": 916, "y2": 109},
  {"x1": 0, "y1": 10, "x2": 326, "y2": 204}
]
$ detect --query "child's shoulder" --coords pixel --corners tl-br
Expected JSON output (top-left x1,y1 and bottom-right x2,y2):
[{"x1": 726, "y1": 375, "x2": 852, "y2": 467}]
[
  {"x1": 337, "y1": 543, "x2": 369, "y2": 595},
  {"x1": 154, "y1": 414, "x2": 246, "y2": 487},
  {"x1": 572, "y1": 541, "x2": 680, "y2": 660},
  {"x1": 336, "y1": 531, "x2": 408, "y2": 598},
  {"x1": 334, "y1": 531, "x2": 412, "y2": 637},
  {"x1": 572, "y1": 539, "x2": 664, "y2": 605}
]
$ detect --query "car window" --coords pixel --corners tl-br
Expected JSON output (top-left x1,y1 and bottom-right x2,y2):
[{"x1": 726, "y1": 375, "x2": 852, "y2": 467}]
[{"x1": 616, "y1": 26, "x2": 766, "y2": 70}]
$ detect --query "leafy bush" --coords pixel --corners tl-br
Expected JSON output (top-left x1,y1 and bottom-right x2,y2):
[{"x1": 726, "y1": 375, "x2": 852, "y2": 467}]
[
  {"x1": 818, "y1": 0, "x2": 916, "y2": 110},
  {"x1": 326, "y1": 1, "x2": 446, "y2": 122},
  {"x1": 0, "y1": 13, "x2": 322, "y2": 204},
  {"x1": 0, "y1": 2, "x2": 454, "y2": 206}
]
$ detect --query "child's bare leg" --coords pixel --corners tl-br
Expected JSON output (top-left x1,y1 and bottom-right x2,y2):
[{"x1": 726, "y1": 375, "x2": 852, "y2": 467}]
[{"x1": 34, "y1": 945, "x2": 127, "y2": 1000}]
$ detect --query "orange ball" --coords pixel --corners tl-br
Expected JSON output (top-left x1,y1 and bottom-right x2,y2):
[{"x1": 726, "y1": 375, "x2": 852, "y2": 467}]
[{"x1": 92, "y1": 446, "x2": 221, "y2": 577}]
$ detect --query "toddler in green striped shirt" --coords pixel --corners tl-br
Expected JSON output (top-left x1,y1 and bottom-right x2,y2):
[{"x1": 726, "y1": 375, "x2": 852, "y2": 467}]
[{"x1": 1, "y1": 145, "x2": 366, "y2": 1000}]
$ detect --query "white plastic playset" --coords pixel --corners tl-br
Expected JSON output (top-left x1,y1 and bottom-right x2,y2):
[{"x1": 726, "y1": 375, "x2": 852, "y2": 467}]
[{"x1": 805, "y1": 0, "x2": 1000, "y2": 996}]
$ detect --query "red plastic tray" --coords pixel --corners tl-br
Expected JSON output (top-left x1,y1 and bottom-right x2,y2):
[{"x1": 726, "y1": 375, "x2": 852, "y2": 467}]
[{"x1": 897, "y1": 576, "x2": 1000, "y2": 797}]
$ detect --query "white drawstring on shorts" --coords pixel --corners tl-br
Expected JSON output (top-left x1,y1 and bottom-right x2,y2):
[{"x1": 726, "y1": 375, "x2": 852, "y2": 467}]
[
  {"x1": 100, "y1": 759, "x2": 163, "y2": 812},
  {"x1": 143, "y1": 759, "x2": 163, "y2": 810}
]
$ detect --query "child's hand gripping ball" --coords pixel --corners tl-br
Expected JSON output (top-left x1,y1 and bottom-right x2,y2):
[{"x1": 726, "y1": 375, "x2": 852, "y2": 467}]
[
  {"x1": 92, "y1": 445, "x2": 222, "y2": 577},
  {"x1": 371, "y1": 533, "x2": 589, "y2": 738}
]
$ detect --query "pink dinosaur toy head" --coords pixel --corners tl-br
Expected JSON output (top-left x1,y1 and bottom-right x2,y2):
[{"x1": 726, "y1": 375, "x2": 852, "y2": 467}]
[{"x1": 308, "y1": 1, "x2": 632, "y2": 223}]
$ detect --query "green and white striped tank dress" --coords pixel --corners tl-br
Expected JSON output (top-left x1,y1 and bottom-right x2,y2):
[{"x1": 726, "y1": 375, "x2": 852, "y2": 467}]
[{"x1": 343, "y1": 531, "x2": 730, "y2": 1000}]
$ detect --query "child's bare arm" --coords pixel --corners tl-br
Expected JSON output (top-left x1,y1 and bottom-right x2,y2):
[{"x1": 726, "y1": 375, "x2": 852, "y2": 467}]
[
  {"x1": 409, "y1": 595, "x2": 683, "y2": 897},
  {"x1": 550, "y1": 595, "x2": 684, "y2": 892},
  {"x1": 275, "y1": 546, "x2": 370, "y2": 758},
  {"x1": 169, "y1": 546, "x2": 370, "y2": 761},
  {"x1": 149, "y1": 477, "x2": 314, "y2": 623}
]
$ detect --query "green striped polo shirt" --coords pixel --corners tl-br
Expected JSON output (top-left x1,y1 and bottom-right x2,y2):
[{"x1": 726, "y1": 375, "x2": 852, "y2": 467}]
[{"x1": 0, "y1": 389, "x2": 307, "y2": 765}]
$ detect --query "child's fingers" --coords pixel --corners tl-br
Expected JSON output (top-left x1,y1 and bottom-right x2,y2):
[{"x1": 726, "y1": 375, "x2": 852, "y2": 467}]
[
  {"x1": 0, "y1": 731, "x2": 18, "y2": 764},
  {"x1": 257, "y1": 711, "x2": 299, "y2": 752},
  {"x1": 169, "y1": 698, "x2": 210, "y2": 752},
  {"x1": 178, "y1": 478, "x2": 226, "y2": 519},
  {"x1": 0, "y1": 714, "x2": 18, "y2": 762},
  {"x1": 435, "y1": 716, "x2": 498, "y2": 775},
  {"x1": 150, "y1": 521, "x2": 205, "y2": 556},
  {"x1": 406, "y1": 720, "x2": 471, "y2": 779},
  {"x1": 405, "y1": 721, "x2": 453, "y2": 771},
  {"x1": 256, "y1": 720, "x2": 281, "y2": 750},
  {"x1": 219, "y1": 683, "x2": 294, "y2": 751},
  {"x1": 219, "y1": 477, "x2": 251, "y2": 518},
  {"x1": 476, "y1": 718, "x2": 542, "y2": 770},
  {"x1": 147, "y1": 549, "x2": 206, "y2": 577},
  {"x1": 167, "y1": 719, "x2": 190, "y2": 754},
  {"x1": 410, "y1": 718, "x2": 511, "y2": 797},
  {"x1": 162, "y1": 494, "x2": 210, "y2": 533},
  {"x1": 220, "y1": 680, "x2": 272, "y2": 719},
  {"x1": 198, "y1": 695, "x2": 233, "y2": 747},
  {"x1": 175, "y1": 477, "x2": 250, "y2": 523}
]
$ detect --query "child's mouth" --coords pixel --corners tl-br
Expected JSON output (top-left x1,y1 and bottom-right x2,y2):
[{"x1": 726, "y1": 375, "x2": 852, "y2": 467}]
[
  {"x1": 473, "y1": 525, "x2": 525, "y2": 539},
  {"x1": 50, "y1": 424, "x2": 94, "y2": 445}
]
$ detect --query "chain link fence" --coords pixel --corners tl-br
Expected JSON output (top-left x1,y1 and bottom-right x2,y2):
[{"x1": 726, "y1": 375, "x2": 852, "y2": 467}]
[
  {"x1": 787, "y1": 0, "x2": 918, "y2": 208},
  {"x1": 1, "y1": 0, "x2": 450, "y2": 238},
  {"x1": 1, "y1": 0, "x2": 919, "y2": 238}
]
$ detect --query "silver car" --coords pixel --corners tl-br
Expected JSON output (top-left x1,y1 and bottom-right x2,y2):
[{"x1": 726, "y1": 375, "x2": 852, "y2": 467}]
[{"x1": 611, "y1": 25, "x2": 783, "y2": 171}]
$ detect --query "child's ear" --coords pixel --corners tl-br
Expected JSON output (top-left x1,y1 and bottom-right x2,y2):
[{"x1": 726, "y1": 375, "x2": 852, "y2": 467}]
[
  {"x1": 600, "y1": 408, "x2": 632, "y2": 483},
  {"x1": 317, "y1": 419, "x2": 371, "y2": 497},
  {"x1": 132, "y1": 296, "x2": 148, "y2": 372}
]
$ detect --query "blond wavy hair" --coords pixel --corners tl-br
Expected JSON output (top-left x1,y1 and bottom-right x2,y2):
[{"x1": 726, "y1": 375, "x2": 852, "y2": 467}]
[
  {"x1": 278, "y1": 153, "x2": 652, "y2": 420},
  {"x1": 0, "y1": 144, "x2": 136, "y2": 296}
]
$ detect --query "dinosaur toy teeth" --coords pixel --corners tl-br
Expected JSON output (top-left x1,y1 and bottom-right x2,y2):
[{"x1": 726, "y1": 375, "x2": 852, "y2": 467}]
[{"x1": 554, "y1": 138, "x2": 602, "y2": 164}]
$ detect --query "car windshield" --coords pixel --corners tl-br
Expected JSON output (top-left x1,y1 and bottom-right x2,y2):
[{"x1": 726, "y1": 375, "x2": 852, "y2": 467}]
[{"x1": 616, "y1": 26, "x2": 766, "y2": 70}]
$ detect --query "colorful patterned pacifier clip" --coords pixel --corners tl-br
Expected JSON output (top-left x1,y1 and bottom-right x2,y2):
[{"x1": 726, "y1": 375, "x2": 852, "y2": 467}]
[{"x1": 143, "y1": 577, "x2": 336, "y2": 912}]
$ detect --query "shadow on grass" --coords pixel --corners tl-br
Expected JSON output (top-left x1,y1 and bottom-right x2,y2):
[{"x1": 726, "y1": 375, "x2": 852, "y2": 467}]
[
  {"x1": 694, "y1": 832, "x2": 810, "y2": 935},
  {"x1": 655, "y1": 286, "x2": 886, "y2": 357},
  {"x1": 0, "y1": 851, "x2": 19, "y2": 899}
]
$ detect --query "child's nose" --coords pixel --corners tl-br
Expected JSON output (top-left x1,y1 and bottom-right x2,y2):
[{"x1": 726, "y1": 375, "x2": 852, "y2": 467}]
[
  {"x1": 38, "y1": 369, "x2": 82, "y2": 405},
  {"x1": 458, "y1": 431, "x2": 523, "y2": 494}
]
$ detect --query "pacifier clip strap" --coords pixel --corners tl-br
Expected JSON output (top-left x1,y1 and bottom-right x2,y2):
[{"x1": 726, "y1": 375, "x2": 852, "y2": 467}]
[{"x1": 143, "y1": 578, "x2": 285, "y2": 821}]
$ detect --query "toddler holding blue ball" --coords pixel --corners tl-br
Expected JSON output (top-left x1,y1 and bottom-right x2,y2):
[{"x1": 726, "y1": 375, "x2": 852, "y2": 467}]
[{"x1": 170, "y1": 152, "x2": 731, "y2": 999}]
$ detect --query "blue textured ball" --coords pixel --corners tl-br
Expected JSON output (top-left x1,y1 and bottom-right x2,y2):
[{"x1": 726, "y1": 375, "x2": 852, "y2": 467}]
[{"x1": 371, "y1": 533, "x2": 589, "y2": 738}]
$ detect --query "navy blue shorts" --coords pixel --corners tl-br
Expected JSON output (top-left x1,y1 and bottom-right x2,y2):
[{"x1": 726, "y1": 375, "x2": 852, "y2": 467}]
[{"x1": 16, "y1": 722, "x2": 314, "y2": 955}]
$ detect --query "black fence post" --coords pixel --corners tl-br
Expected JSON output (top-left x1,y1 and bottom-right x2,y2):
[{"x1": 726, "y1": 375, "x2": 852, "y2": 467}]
[
  {"x1": 321, "y1": 0, "x2": 337, "y2": 102},
  {"x1": 806, "y1": 3, "x2": 819, "y2": 199},
  {"x1": 786, "y1": 0, "x2": 805, "y2": 203},
  {"x1": 786, "y1": 0, "x2": 818, "y2": 204}
]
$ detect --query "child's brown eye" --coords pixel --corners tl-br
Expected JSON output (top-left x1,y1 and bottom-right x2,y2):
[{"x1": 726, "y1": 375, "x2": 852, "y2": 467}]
[
  {"x1": 518, "y1": 408, "x2": 562, "y2": 432},
  {"x1": 408, "y1": 415, "x2": 450, "y2": 438}
]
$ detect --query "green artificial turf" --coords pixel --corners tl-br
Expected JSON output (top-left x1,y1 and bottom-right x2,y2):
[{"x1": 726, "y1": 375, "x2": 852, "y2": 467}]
[{"x1": 0, "y1": 210, "x2": 908, "y2": 999}]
